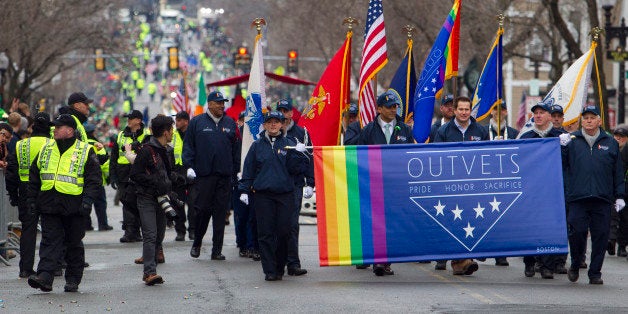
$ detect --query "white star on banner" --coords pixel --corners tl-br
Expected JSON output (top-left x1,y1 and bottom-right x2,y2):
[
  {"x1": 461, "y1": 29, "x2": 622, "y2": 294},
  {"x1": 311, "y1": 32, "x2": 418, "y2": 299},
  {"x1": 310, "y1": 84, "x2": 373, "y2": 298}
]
[
  {"x1": 463, "y1": 222, "x2": 475, "y2": 238},
  {"x1": 473, "y1": 202, "x2": 485, "y2": 218},
  {"x1": 489, "y1": 197, "x2": 501, "y2": 212},
  {"x1": 434, "y1": 200, "x2": 445, "y2": 216},
  {"x1": 452, "y1": 205, "x2": 463, "y2": 220}
]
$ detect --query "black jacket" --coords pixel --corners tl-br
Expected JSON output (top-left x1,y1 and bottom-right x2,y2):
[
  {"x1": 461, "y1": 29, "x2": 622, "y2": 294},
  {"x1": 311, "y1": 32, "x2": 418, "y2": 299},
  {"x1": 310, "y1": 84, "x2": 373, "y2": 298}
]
[
  {"x1": 239, "y1": 130, "x2": 309, "y2": 194},
  {"x1": 183, "y1": 112, "x2": 239, "y2": 177},
  {"x1": 130, "y1": 137, "x2": 174, "y2": 197},
  {"x1": 344, "y1": 121, "x2": 361, "y2": 145},
  {"x1": 285, "y1": 121, "x2": 314, "y2": 188},
  {"x1": 27, "y1": 137, "x2": 102, "y2": 216},
  {"x1": 518, "y1": 127, "x2": 564, "y2": 139},
  {"x1": 433, "y1": 117, "x2": 488, "y2": 142},
  {"x1": 485, "y1": 123, "x2": 519, "y2": 140},
  {"x1": 357, "y1": 115, "x2": 414, "y2": 145},
  {"x1": 562, "y1": 128, "x2": 625, "y2": 203}
]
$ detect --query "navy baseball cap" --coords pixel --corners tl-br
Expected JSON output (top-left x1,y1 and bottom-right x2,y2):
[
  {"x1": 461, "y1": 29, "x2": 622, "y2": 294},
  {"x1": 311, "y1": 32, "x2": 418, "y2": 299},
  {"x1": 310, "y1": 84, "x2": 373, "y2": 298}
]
[
  {"x1": 550, "y1": 104, "x2": 564, "y2": 115},
  {"x1": 348, "y1": 103, "x2": 358, "y2": 115},
  {"x1": 264, "y1": 111, "x2": 285, "y2": 122},
  {"x1": 276, "y1": 99, "x2": 293, "y2": 111},
  {"x1": 52, "y1": 114, "x2": 77, "y2": 129},
  {"x1": 581, "y1": 105, "x2": 600, "y2": 116},
  {"x1": 376, "y1": 91, "x2": 400, "y2": 107},
  {"x1": 207, "y1": 91, "x2": 229, "y2": 102},
  {"x1": 68, "y1": 92, "x2": 93, "y2": 106},
  {"x1": 614, "y1": 124, "x2": 628, "y2": 137},
  {"x1": 531, "y1": 102, "x2": 551, "y2": 113},
  {"x1": 441, "y1": 94, "x2": 454, "y2": 105}
]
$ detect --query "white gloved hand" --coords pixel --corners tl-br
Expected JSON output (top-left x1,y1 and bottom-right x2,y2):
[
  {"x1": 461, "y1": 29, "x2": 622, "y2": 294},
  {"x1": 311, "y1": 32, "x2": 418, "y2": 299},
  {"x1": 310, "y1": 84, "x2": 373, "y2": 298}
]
[
  {"x1": 239, "y1": 193, "x2": 249, "y2": 205},
  {"x1": 237, "y1": 172, "x2": 242, "y2": 180},
  {"x1": 559, "y1": 133, "x2": 572, "y2": 146},
  {"x1": 303, "y1": 186, "x2": 314, "y2": 199},
  {"x1": 295, "y1": 142, "x2": 307, "y2": 152},
  {"x1": 187, "y1": 168, "x2": 197, "y2": 179},
  {"x1": 616, "y1": 199, "x2": 626, "y2": 212}
]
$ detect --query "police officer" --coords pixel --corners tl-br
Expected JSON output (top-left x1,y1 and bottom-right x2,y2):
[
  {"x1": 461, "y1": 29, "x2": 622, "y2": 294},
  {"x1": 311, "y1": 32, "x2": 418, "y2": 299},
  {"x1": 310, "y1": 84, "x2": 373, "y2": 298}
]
[
  {"x1": 5, "y1": 112, "x2": 51, "y2": 278},
  {"x1": 26, "y1": 114, "x2": 101, "y2": 292},
  {"x1": 357, "y1": 90, "x2": 414, "y2": 276},
  {"x1": 560, "y1": 105, "x2": 625, "y2": 284},
  {"x1": 433, "y1": 96, "x2": 486, "y2": 276},
  {"x1": 185, "y1": 91, "x2": 239, "y2": 260},
  {"x1": 612, "y1": 125, "x2": 628, "y2": 258},
  {"x1": 84, "y1": 124, "x2": 112, "y2": 231},
  {"x1": 519, "y1": 101, "x2": 565, "y2": 279},
  {"x1": 111, "y1": 110, "x2": 149, "y2": 243},
  {"x1": 172, "y1": 111, "x2": 190, "y2": 241},
  {"x1": 428, "y1": 94, "x2": 455, "y2": 143},
  {"x1": 343, "y1": 103, "x2": 361, "y2": 145},
  {"x1": 277, "y1": 99, "x2": 313, "y2": 276},
  {"x1": 63, "y1": 92, "x2": 93, "y2": 142},
  {"x1": 238, "y1": 111, "x2": 309, "y2": 281}
]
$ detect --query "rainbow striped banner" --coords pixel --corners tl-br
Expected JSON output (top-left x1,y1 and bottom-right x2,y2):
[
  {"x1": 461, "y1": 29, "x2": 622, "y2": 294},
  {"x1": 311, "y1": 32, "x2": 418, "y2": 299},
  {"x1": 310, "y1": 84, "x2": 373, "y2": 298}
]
[{"x1": 314, "y1": 139, "x2": 568, "y2": 266}]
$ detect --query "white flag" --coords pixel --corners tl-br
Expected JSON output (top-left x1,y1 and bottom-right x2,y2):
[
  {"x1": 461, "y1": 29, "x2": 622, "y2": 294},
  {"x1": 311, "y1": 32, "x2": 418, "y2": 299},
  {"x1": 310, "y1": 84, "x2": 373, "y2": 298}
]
[
  {"x1": 542, "y1": 44, "x2": 595, "y2": 126},
  {"x1": 241, "y1": 36, "x2": 266, "y2": 171}
]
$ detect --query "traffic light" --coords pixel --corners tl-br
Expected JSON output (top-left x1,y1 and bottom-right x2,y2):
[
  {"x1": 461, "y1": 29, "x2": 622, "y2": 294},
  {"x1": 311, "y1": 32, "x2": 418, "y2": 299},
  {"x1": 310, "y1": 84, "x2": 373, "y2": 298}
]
[
  {"x1": 168, "y1": 46, "x2": 179, "y2": 70},
  {"x1": 235, "y1": 46, "x2": 250, "y2": 70},
  {"x1": 95, "y1": 49, "x2": 105, "y2": 71},
  {"x1": 287, "y1": 49, "x2": 298, "y2": 73}
]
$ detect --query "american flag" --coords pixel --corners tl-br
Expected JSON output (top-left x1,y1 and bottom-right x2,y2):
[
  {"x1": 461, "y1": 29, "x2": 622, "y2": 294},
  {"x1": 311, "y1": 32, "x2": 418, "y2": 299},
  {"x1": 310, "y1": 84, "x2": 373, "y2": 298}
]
[
  {"x1": 173, "y1": 78, "x2": 189, "y2": 113},
  {"x1": 358, "y1": 0, "x2": 388, "y2": 125}
]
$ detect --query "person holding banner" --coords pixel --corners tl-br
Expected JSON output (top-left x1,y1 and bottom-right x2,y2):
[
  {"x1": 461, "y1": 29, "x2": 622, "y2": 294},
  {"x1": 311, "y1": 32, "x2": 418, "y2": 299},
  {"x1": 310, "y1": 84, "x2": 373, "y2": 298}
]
[
  {"x1": 519, "y1": 102, "x2": 565, "y2": 279},
  {"x1": 343, "y1": 103, "x2": 361, "y2": 145},
  {"x1": 432, "y1": 96, "x2": 484, "y2": 276},
  {"x1": 485, "y1": 103, "x2": 518, "y2": 141},
  {"x1": 428, "y1": 94, "x2": 455, "y2": 143},
  {"x1": 357, "y1": 90, "x2": 414, "y2": 276},
  {"x1": 238, "y1": 111, "x2": 309, "y2": 281},
  {"x1": 560, "y1": 105, "x2": 625, "y2": 285}
]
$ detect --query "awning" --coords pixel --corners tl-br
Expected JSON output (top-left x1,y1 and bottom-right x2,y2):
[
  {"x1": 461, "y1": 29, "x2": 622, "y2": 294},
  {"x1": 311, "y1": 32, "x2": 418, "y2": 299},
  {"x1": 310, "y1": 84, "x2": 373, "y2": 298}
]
[{"x1": 207, "y1": 72, "x2": 315, "y2": 87}]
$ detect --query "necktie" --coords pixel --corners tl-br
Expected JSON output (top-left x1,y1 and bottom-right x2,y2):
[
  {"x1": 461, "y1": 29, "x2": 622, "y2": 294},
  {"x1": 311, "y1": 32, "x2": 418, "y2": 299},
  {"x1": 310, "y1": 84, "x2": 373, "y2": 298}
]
[{"x1": 384, "y1": 123, "x2": 392, "y2": 144}]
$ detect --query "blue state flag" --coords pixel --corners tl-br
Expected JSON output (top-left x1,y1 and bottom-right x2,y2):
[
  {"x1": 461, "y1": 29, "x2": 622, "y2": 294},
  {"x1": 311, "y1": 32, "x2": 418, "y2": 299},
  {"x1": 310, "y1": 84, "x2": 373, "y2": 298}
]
[
  {"x1": 389, "y1": 42, "x2": 417, "y2": 124},
  {"x1": 471, "y1": 27, "x2": 503, "y2": 121}
]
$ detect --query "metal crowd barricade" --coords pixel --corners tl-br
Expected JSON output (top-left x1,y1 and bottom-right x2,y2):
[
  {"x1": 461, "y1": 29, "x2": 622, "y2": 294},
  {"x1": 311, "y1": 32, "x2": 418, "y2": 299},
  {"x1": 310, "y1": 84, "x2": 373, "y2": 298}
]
[{"x1": 0, "y1": 170, "x2": 19, "y2": 266}]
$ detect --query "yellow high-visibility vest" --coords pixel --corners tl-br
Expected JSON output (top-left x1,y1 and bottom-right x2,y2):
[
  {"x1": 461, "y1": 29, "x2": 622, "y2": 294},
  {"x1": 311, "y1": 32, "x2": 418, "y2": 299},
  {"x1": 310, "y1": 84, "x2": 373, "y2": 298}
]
[
  {"x1": 17, "y1": 137, "x2": 50, "y2": 182},
  {"x1": 172, "y1": 130, "x2": 183, "y2": 166},
  {"x1": 38, "y1": 140, "x2": 90, "y2": 195},
  {"x1": 116, "y1": 129, "x2": 148, "y2": 164}
]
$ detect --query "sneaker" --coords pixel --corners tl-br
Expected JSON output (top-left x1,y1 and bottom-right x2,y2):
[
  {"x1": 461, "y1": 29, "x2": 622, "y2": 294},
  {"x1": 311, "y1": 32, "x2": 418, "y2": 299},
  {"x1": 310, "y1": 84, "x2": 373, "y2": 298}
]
[{"x1": 143, "y1": 273, "x2": 164, "y2": 286}]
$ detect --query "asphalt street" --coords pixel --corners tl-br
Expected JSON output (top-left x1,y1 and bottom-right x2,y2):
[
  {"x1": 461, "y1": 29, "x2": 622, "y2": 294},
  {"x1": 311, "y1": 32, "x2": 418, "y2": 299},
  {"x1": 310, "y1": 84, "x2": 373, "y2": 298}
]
[{"x1": 2, "y1": 186, "x2": 628, "y2": 313}]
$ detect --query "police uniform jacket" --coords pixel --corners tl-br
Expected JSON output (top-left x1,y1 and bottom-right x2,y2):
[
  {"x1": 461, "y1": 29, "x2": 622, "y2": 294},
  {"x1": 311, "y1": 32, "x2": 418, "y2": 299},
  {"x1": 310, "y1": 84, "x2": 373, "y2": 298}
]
[
  {"x1": 344, "y1": 121, "x2": 361, "y2": 145},
  {"x1": 239, "y1": 130, "x2": 309, "y2": 194},
  {"x1": 183, "y1": 112, "x2": 239, "y2": 177},
  {"x1": 562, "y1": 128, "x2": 625, "y2": 204},
  {"x1": 433, "y1": 117, "x2": 488, "y2": 142},
  {"x1": 130, "y1": 136, "x2": 174, "y2": 197},
  {"x1": 27, "y1": 137, "x2": 102, "y2": 215},
  {"x1": 285, "y1": 121, "x2": 314, "y2": 188},
  {"x1": 357, "y1": 115, "x2": 414, "y2": 145},
  {"x1": 110, "y1": 124, "x2": 148, "y2": 182},
  {"x1": 5, "y1": 132, "x2": 50, "y2": 207}
]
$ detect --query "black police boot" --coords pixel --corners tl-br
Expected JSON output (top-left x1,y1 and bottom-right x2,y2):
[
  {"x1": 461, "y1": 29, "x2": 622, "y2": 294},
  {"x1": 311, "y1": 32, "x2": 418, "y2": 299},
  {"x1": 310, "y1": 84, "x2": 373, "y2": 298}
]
[
  {"x1": 64, "y1": 282, "x2": 79, "y2": 292},
  {"x1": 540, "y1": 268, "x2": 554, "y2": 279},
  {"x1": 567, "y1": 267, "x2": 579, "y2": 282},
  {"x1": 175, "y1": 232, "x2": 185, "y2": 241},
  {"x1": 287, "y1": 267, "x2": 308, "y2": 276},
  {"x1": 618, "y1": 245, "x2": 627, "y2": 257},
  {"x1": 28, "y1": 274, "x2": 52, "y2": 292},
  {"x1": 607, "y1": 240, "x2": 616, "y2": 256},
  {"x1": 435, "y1": 260, "x2": 447, "y2": 270},
  {"x1": 495, "y1": 257, "x2": 509, "y2": 266},
  {"x1": 524, "y1": 264, "x2": 535, "y2": 277}
]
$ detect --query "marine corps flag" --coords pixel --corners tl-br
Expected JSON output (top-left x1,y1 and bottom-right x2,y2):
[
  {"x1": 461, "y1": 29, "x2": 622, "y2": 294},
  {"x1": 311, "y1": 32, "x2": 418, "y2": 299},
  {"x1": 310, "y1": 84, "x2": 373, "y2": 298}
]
[{"x1": 299, "y1": 31, "x2": 352, "y2": 146}]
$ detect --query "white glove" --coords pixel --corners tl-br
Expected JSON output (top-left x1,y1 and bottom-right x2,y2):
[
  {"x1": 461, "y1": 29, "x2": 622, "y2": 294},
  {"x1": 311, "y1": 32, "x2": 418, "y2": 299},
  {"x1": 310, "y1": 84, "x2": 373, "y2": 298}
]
[
  {"x1": 237, "y1": 172, "x2": 242, "y2": 180},
  {"x1": 295, "y1": 142, "x2": 307, "y2": 152},
  {"x1": 559, "y1": 133, "x2": 572, "y2": 146},
  {"x1": 616, "y1": 199, "x2": 626, "y2": 212},
  {"x1": 187, "y1": 168, "x2": 196, "y2": 179},
  {"x1": 239, "y1": 193, "x2": 249, "y2": 205},
  {"x1": 303, "y1": 186, "x2": 314, "y2": 199}
]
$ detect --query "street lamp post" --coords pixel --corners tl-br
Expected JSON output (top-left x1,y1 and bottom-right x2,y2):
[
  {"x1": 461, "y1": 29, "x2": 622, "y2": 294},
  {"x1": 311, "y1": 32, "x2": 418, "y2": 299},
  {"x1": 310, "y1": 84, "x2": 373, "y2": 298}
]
[
  {"x1": 0, "y1": 52, "x2": 9, "y2": 107},
  {"x1": 603, "y1": 3, "x2": 628, "y2": 124}
]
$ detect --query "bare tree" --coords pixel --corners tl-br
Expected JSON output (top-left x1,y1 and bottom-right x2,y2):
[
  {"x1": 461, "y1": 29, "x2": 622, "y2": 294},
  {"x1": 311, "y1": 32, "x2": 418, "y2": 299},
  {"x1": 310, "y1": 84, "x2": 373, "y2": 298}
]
[{"x1": 0, "y1": 0, "x2": 127, "y2": 107}]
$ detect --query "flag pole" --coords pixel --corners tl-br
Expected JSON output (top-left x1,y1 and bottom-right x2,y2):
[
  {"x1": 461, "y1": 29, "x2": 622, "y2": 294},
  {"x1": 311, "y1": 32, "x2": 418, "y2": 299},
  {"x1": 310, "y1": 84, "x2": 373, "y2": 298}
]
[
  {"x1": 496, "y1": 12, "x2": 504, "y2": 138},
  {"x1": 590, "y1": 27, "x2": 605, "y2": 130},
  {"x1": 403, "y1": 25, "x2": 417, "y2": 123},
  {"x1": 340, "y1": 17, "x2": 358, "y2": 146}
]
